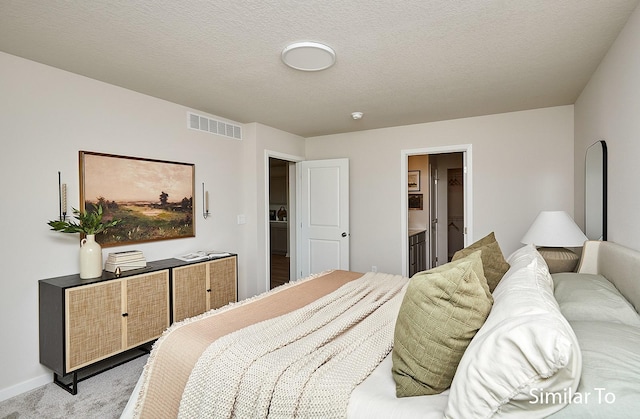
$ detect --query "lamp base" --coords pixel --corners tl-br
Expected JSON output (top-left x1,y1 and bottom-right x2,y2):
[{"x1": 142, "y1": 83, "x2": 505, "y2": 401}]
[{"x1": 537, "y1": 247, "x2": 579, "y2": 274}]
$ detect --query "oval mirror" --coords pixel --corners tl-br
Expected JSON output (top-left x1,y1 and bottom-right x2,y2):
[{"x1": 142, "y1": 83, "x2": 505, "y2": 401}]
[{"x1": 585, "y1": 140, "x2": 607, "y2": 240}]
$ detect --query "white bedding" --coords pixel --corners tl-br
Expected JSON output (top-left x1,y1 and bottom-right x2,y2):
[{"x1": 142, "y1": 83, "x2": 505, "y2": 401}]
[
  {"x1": 121, "y1": 375, "x2": 142, "y2": 418},
  {"x1": 122, "y1": 353, "x2": 448, "y2": 419},
  {"x1": 177, "y1": 272, "x2": 407, "y2": 418},
  {"x1": 548, "y1": 268, "x2": 640, "y2": 418},
  {"x1": 347, "y1": 354, "x2": 448, "y2": 419},
  {"x1": 120, "y1": 241, "x2": 640, "y2": 419},
  {"x1": 549, "y1": 321, "x2": 640, "y2": 418}
]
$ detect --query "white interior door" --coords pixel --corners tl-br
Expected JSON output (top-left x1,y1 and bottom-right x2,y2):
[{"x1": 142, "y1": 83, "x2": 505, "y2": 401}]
[{"x1": 297, "y1": 159, "x2": 349, "y2": 278}]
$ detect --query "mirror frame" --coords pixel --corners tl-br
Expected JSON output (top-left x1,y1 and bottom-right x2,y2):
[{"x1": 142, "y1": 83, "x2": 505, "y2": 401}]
[{"x1": 585, "y1": 140, "x2": 607, "y2": 241}]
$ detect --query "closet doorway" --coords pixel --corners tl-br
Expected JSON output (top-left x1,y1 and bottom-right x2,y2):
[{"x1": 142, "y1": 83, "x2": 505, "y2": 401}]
[
  {"x1": 269, "y1": 157, "x2": 290, "y2": 289},
  {"x1": 267, "y1": 156, "x2": 297, "y2": 289},
  {"x1": 402, "y1": 145, "x2": 472, "y2": 277},
  {"x1": 264, "y1": 152, "x2": 348, "y2": 291}
]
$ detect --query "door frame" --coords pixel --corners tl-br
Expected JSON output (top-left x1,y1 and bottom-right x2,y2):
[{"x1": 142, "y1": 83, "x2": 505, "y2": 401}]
[
  {"x1": 264, "y1": 150, "x2": 304, "y2": 291},
  {"x1": 400, "y1": 144, "x2": 473, "y2": 277}
]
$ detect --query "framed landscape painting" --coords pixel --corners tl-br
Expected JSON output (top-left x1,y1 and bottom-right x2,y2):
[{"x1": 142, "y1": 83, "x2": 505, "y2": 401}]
[{"x1": 79, "y1": 151, "x2": 195, "y2": 247}]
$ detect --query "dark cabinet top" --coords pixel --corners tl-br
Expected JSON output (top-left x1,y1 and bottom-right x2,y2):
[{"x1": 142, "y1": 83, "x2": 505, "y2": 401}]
[{"x1": 39, "y1": 253, "x2": 237, "y2": 289}]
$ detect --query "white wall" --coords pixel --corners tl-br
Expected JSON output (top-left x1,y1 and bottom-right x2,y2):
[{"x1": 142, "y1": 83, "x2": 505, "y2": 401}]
[
  {"x1": 575, "y1": 4, "x2": 640, "y2": 251},
  {"x1": 306, "y1": 106, "x2": 575, "y2": 275},
  {"x1": 0, "y1": 52, "x2": 303, "y2": 400}
]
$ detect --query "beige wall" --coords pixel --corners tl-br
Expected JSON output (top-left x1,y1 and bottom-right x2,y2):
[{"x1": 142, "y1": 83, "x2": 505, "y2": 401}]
[
  {"x1": 0, "y1": 52, "x2": 303, "y2": 400},
  {"x1": 306, "y1": 106, "x2": 575, "y2": 275},
  {"x1": 575, "y1": 3, "x2": 640, "y2": 251}
]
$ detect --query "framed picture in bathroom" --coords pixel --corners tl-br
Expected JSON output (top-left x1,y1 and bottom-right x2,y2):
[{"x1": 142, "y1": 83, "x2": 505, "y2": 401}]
[
  {"x1": 408, "y1": 170, "x2": 420, "y2": 192},
  {"x1": 408, "y1": 193, "x2": 423, "y2": 210}
]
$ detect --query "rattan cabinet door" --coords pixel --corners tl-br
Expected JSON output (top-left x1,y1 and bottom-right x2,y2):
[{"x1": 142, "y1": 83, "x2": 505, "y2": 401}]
[
  {"x1": 208, "y1": 256, "x2": 237, "y2": 310},
  {"x1": 172, "y1": 263, "x2": 208, "y2": 323},
  {"x1": 125, "y1": 270, "x2": 170, "y2": 349},
  {"x1": 65, "y1": 280, "x2": 123, "y2": 372}
]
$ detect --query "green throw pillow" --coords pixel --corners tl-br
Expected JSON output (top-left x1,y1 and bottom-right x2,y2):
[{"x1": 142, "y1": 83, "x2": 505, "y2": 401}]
[
  {"x1": 452, "y1": 232, "x2": 509, "y2": 292},
  {"x1": 392, "y1": 251, "x2": 493, "y2": 397}
]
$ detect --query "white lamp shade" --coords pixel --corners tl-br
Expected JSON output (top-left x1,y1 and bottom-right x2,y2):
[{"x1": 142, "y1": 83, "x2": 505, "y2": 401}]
[{"x1": 521, "y1": 211, "x2": 588, "y2": 247}]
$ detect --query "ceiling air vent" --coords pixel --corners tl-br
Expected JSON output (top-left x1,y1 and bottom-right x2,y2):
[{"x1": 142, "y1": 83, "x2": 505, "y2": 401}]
[{"x1": 187, "y1": 112, "x2": 242, "y2": 140}]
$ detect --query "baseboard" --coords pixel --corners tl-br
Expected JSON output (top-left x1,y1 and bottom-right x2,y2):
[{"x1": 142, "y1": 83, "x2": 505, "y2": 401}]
[{"x1": 0, "y1": 373, "x2": 51, "y2": 403}]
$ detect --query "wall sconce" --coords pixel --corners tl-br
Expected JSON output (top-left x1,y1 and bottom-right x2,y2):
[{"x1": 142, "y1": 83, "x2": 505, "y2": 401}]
[
  {"x1": 202, "y1": 182, "x2": 210, "y2": 219},
  {"x1": 58, "y1": 171, "x2": 67, "y2": 221}
]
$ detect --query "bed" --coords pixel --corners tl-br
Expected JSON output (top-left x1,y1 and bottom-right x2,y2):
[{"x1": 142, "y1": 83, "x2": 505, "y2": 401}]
[{"x1": 121, "y1": 237, "x2": 640, "y2": 418}]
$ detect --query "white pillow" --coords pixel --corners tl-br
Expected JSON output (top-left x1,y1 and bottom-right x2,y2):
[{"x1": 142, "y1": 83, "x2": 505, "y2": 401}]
[
  {"x1": 506, "y1": 244, "x2": 552, "y2": 287},
  {"x1": 506, "y1": 243, "x2": 540, "y2": 266},
  {"x1": 445, "y1": 247, "x2": 582, "y2": 418},
  {"x1": 553, "y1": 272, "x2": 640, "y2": 327}
]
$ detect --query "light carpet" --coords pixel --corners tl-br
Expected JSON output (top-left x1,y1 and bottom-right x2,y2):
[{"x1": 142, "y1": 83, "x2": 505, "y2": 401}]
[{"x1": 0, "y1": 354, "x2": 147, "y2": 419}]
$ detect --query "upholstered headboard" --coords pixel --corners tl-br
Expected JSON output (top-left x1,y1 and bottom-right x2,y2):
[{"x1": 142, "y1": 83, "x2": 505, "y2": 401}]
[{"x1": 578, "y1": 240, "x2": 640, "y2": 312}]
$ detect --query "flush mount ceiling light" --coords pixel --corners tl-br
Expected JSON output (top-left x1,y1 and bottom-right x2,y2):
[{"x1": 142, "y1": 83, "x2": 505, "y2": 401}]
[
  {"x1": 281, "y1": 42, "x2": 336, "y2": 71},
  {"x1": 351, "y1": 111, "x2": 364, "y2": 120}
]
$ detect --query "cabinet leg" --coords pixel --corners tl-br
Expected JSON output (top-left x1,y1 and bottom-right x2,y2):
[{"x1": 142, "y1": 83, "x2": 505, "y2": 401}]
[
  {"x1": 53, "y1": 372, "x2": 78, "y2": 395},
  {"x1": 51, "y1": 345, "x2": 151, "y2": 395}
]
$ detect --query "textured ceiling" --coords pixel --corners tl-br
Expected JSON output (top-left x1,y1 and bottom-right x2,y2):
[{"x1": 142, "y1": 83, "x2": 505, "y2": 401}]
[{"x1": 1, "y1": 1, "x2": 638, "y2": 137}]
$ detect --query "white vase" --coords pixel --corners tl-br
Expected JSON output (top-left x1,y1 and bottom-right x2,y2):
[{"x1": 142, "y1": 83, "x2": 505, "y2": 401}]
[{"x1": 80, "y1": 234, "x2": 103, "y2": 279}]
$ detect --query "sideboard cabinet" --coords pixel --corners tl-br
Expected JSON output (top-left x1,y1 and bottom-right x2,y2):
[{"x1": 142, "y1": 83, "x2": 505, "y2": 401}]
[
  {"x1": 39, "y1": 269, "x2": 169, "y2": 394},
  {"x1": 172, "y1": 255, "x2": 237, "y2": 322},
  {"x1": 39, "y1": 253, "x2": 237, "y2": 394}
]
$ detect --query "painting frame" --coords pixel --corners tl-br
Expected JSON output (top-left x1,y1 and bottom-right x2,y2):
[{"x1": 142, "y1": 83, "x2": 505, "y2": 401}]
[
  {"x1": 79, "y1": 151, "x2": 195, "y2": 247},
  {"x1": 408, "y1": 170, "x2": 420, "y2": 192},
  {"x1": 408, "y1": 193, "x2": 423, "y2": 210}
]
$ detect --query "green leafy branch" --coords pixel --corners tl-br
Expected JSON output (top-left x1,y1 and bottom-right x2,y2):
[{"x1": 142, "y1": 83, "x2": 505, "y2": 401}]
[{"x1": 47, "y1": 205, "x2": 121, "y2": 235}]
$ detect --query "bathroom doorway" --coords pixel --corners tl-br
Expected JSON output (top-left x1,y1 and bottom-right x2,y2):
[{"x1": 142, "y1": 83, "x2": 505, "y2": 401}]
[{"x1": 403, "y1": 145, "x2": 471, "y2": 277}]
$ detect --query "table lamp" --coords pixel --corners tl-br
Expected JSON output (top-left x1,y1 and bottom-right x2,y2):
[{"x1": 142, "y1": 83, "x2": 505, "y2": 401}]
[{"x1": 521, "y1": 211, "x2": 588, "y2": 273}]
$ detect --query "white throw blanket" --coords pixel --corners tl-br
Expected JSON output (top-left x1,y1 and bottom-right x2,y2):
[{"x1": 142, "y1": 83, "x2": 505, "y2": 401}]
[{"x1": 177, "y1": 272, "x2": 408, "y2": 419}]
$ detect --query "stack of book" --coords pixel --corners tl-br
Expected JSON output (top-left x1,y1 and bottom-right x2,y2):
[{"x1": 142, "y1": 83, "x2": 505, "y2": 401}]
[
  {"x1": 176, "y1": 250, "x2": 231, "y2": 262},
  {"x1": 105, "y1": 250, "x2": 147, "y2": 273}
]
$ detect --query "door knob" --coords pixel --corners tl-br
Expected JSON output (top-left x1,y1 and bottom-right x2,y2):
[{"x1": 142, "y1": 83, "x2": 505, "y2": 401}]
[{"x1": 341, "y1": 232, "x2": 348, "y2": 237}]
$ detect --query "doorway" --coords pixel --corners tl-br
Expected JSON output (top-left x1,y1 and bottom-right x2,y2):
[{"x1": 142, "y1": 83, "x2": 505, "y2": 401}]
[
  {"x1": 268, "y1": 157, "x2": 294, "y2": 289},
  {"x1": 401, "y1": 145, "x2": 472, "y2": 277},
  {"x1": 264, "y1": 153, "x2": 350, "y2": 290},
  {"x1": 264, "y1": 150, "x2": 304, "y2": 290}
]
